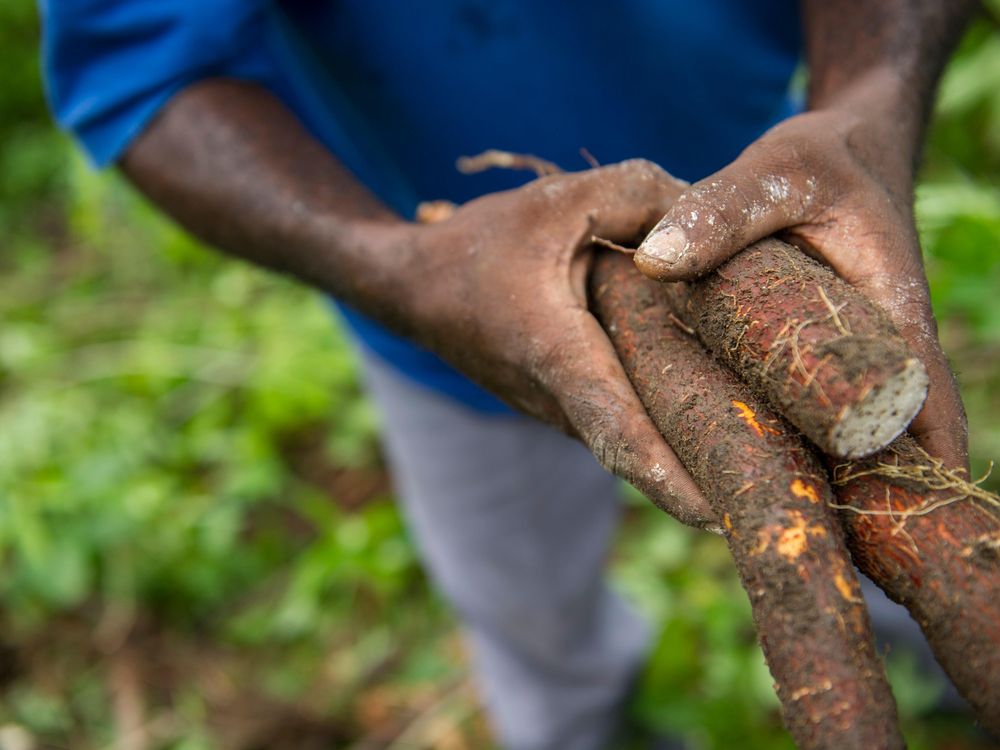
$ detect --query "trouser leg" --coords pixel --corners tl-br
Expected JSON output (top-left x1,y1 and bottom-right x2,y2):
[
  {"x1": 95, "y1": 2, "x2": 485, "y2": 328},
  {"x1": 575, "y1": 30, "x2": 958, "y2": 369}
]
[{"x1": 357, "y1": 349, "x2": 649, "y2": 750}]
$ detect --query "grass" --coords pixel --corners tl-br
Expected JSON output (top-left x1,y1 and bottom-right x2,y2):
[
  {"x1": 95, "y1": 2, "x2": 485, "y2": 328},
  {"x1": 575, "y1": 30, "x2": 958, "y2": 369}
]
[{"x1": 1, "y1": 2, "x2": 999, "y2": 747}]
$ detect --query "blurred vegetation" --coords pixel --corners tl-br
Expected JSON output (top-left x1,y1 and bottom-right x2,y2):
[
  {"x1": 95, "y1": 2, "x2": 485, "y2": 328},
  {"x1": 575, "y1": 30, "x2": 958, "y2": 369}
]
[{"x1": 1, "y1": 1, "x2": 998, "y2": 749}]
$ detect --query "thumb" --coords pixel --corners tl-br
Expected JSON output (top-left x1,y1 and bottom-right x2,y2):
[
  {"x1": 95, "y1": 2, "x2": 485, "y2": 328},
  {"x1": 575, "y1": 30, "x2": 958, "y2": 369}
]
[{"x1": 634, "y1": 161, "x2": 816, "y2": 281}]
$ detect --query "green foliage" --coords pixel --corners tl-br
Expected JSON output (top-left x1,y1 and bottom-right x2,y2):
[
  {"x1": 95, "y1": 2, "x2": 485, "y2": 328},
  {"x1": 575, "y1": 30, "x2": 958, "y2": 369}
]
[
  {"x1": 1, "y1": 163, "x2": 385, "y2": 625},
  {"x1": 615, "y1": 506, "x2": 791, "y2": 750},
  {"x1": 0, "y1": 1, "x2": 998, "y2": 748},
  {"x1": 0, "y1": 2, "x2": 67, "y2": 236},
  {"x1": 919, "y1": 9, "x2": 1000, "y2": 489}
]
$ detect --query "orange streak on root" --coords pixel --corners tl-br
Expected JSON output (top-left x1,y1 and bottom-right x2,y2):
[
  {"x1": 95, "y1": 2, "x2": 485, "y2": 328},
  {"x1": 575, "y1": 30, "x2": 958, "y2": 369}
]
[
  {"x1": 731, "y1": 399, "x2": 781, "y2": 437},
  {"x1": 791, "y1": 478, "x2": 821, "y2": 503},
  {"x1": 775, "y1": 511, "x2": 828, "y2": 561},
  {"x1": 834, "y1": 573, "x2": 862, "y2": 603}
]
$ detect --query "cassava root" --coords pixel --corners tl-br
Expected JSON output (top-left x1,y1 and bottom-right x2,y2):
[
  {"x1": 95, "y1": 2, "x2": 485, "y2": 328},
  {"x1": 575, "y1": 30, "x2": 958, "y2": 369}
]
[
  {"x1": 594, "y1": 251, "x2": 1000, "y2": 737},
  {"x1": 592, "y1": 251, "x2": 904, "y2": 750},
  {"x1": 831, "y1": 436, "x2": 1000, "y2": 733},
  {"x1": 678, "y1": 238, "x2": 929, "y2": 459},
  {"x1": 423, "y1": 153, "x2": 999, "y2": 742}
]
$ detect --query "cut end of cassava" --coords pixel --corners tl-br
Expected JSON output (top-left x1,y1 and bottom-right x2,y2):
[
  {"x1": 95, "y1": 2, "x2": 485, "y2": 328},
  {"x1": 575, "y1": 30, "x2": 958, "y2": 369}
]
[{"x1": 829, "y1": 358, "x2": 929, "y2": 459}]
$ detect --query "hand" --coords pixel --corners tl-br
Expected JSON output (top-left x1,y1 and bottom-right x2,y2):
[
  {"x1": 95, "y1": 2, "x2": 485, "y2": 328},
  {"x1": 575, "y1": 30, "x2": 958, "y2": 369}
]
[
  {"x1": 380, "y1": 160, "x2": 716, "y2": 529},
  {"x1": 633, "y1": 109, "x2": 969, "y2": 470},
  {"x1": 115, "y1": 84, "x2": 712, "y2": 525}
]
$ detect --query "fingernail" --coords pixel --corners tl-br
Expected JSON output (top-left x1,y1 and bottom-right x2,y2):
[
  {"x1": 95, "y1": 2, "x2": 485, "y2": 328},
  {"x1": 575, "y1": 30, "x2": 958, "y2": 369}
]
[{"x1": 636, "y1": 224, "x2": 688, "y2": 277}]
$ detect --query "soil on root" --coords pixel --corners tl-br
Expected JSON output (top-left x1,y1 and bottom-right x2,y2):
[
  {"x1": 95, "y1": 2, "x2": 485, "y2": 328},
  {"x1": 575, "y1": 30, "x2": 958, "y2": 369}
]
[
  {"x1": 685, "y1": 239, "x2": 928, "y2": 459},
  {"x1": 832, "y1": 435, "x2": 1000, "y2": 735},
  {"x1": 591, "y1": 251, "x2": 903, "y2": 750}
]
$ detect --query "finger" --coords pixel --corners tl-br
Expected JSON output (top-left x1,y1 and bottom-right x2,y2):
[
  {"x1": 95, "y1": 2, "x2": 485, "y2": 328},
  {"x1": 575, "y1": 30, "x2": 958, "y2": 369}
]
[
  {"x1": 532, "y1": 308, "x2": 718, "y2": 531},
  {"x1": 817, "y1": 221, "x2": 971, "y2": 471},
  {"x1": 633, "y1": 153, "x2": 820, "y2": 281},
  {"x1": 547, "y1": 158, "x2": 689, "y2": 241},
  {"x1": 909, "y1": 343, "x2": 969, "y2": 471},
  {"x1": 866, "y1": 279, "x2": 969, "y2": 470}
]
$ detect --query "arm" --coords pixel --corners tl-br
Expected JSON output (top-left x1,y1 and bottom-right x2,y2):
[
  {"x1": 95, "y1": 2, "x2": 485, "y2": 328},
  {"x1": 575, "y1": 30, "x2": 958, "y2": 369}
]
[
  {"x1": 634, "y1": 0, "x2": 978, "y2": 469},
  {"x1": 803, "y1": 0, "x2": 974, "y2": 158},
  {"x1": 120, "y1": 79, "x2": 715, "y2": 528}
]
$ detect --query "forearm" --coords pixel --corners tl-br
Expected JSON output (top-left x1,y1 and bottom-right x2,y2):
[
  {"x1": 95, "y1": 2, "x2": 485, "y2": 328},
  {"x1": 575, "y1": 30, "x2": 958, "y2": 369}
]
[
  {"x1": 802, "y1": 0, "x2": 977, "y2": 172},
  {"x1": 121, "y1": 78, "x2": 418, "y2": 333}
]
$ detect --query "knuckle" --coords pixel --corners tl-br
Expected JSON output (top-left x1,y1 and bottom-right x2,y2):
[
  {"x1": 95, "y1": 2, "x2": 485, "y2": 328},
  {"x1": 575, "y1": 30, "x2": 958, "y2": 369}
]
[
  {"x1": 618, "y1": 157, "x2": 671, "y2": 183},
  {"x1": 611, "y1": 158, "x2": 685, "y2": 198},
  {"x1": 582, "y1": 417, "x2": 633, "y2": 476},
  {"x1": 571, "y1": 160, "x2": 685, "y2": 224},
  {"x1": 530, "y1": 174, "x2": 579, "y2": 207}
]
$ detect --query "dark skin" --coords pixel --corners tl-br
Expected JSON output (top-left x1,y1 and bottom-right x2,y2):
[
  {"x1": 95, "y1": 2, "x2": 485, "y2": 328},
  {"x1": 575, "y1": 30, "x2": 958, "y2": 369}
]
[
  {"x1": 122, "y1": 1, "x2": 976, "y2": 531},
  {"x1": 122, "y1": 92, "x2": 711, "y2": 527}
]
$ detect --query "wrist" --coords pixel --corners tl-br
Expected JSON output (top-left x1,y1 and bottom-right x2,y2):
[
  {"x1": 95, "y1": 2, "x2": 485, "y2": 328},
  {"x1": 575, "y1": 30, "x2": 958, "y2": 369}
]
[
  {"x1": 305, "y1": 213, "x2": 428, "y2": 333},
  {"x1": 808, "y1": 67, "x2": 923, "y2": 182},
  {"x1": 808, "y1": 67, "x2": 921, "y2": 190}
]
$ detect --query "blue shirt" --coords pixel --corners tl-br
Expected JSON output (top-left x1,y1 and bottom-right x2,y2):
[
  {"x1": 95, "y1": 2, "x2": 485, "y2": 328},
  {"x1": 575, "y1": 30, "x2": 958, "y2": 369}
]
[{"x1": 40, "y1": 0, "x2": 802, "y2": 412}]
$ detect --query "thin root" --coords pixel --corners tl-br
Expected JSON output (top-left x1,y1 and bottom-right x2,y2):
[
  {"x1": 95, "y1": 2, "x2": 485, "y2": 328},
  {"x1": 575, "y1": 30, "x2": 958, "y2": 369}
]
[
  {"x1": 668, "y1": 313, "x2": 696, "y2": 336},
  {"x1": 416, "y1": 200, "x2": 457, "y2": 224},
  {"x1": 591, "y1": 236, "x2": 636, "y2": 255},
  {"x1": 764, "y1": 316, "x2": 833, "y2": 407},
  {"x1": 580, "y1": 147, "x2": 601, "y2": 169},
  {"x1": 456, "y1": 150, "x2": 563, "y2": 177},
  {"x1": 830, "y1": 445, "x2": 1000, "y2": 521},
  {"x1": 817, "y1": 285, "x2": 852, "y2": 336}
]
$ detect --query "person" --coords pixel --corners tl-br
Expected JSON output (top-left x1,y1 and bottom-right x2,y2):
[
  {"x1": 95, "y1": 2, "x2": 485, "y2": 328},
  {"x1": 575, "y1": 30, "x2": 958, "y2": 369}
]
[{"x1": 39, "y1": 2, "x2": 975, "y2": 748}]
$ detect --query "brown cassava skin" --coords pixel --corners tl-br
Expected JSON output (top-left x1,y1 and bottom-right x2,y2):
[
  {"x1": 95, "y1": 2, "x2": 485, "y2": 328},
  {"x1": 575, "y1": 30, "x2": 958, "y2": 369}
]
[
  {"x1": 681, "y1": 238, "x2": 927, "y2": 459},
  {"x1": 605, "y1": 247, "x2": 1000, "y2": 737},
  {"x1": 591, "y1": 251, "x2": 903, "y2": 750},
  {"x1": 655, "y1": 238, "x2": 1000, "y2": 733},
  {"x1": 832, "y1": 436, "x2": 1000, "y2": 734}
]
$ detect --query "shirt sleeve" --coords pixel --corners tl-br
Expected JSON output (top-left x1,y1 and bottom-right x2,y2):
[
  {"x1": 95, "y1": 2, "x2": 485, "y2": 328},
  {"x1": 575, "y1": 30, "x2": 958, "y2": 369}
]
[{"x1": 38, "y1": 0, "x2": 277, "y2": 166}]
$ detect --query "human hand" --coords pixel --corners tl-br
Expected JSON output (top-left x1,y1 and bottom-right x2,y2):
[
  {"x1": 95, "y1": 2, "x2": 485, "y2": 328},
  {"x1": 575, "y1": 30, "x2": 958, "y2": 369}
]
[
  {"x1": 116, "y1": 82, "x2": 711, "y2": 525},
  {"x1": 381, "y1": 160, "x2": 715, "y2": 528},
  {"x1": 633, "y1": 109, "x2": 968, "y2": 470}
]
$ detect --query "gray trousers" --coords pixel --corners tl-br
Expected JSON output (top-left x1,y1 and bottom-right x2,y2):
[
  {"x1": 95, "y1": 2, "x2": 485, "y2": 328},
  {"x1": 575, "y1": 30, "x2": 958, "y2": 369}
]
[
  {"x1": 360, "y1": 349, "x2": 648, "y2": 750},
  {"x1": 358, "y1": 348, "x2": 964, "y2": 750}
]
